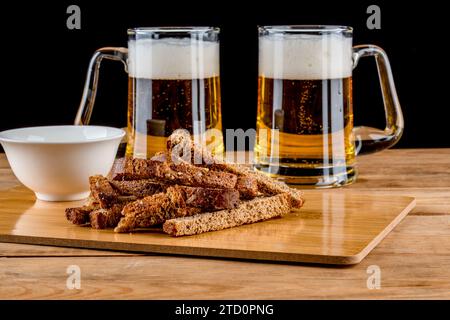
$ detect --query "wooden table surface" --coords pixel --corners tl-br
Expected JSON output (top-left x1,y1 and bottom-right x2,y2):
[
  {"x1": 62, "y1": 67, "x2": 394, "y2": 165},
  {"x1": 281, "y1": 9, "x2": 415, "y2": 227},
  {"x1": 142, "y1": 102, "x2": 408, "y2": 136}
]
[{"x1": 0, "y1": 149, "x2": 449, "y2": 299}]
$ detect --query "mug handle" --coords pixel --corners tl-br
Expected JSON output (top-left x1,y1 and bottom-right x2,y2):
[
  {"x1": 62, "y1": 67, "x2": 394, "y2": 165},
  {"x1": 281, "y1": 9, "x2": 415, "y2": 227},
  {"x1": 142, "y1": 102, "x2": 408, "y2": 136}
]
[
  {"x1": 352, "y1": 45, "x2": 404, "y2": 155},
  {"x1": 74, "y1": 47, "x2": 128, "y2": 125}
]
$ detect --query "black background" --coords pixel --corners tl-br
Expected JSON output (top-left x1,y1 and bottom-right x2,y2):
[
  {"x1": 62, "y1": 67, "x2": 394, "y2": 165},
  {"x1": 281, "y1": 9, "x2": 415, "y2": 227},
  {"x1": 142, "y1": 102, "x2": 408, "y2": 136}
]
[
  {"x1": 1, "y1": 0, "x2": 448, "y2": 150},
  {"x1": 1, "y1": 300, "x2": 445, "y2": 318}
]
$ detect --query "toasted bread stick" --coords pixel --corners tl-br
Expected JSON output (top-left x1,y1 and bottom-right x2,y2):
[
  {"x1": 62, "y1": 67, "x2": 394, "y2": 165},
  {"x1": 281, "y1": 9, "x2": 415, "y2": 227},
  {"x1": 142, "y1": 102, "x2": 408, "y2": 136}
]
[
  {"x1": 65, "y1": 205, "x2": 99, "y2": 225},
  {"x1": 224, "y1": 164, "x2": 304, "y2": 208},
  {"x1": 110, "y1": 179, "x2": 168, "y2": 198},
  {"x1": 114, "y1": 185, "x2": 239, "y2": 233},
  {"x1": 89, "y1": 175, "x2": 120, "y2": 208},
  {"x1": 114, "y1": 187, "x2": 202, "y2": 233},
  {"x1": 163, "y1": 193, "x2": 291, "y2": 236},
  {"x1": 123, "y1": 158, "x2": 238, "y2": 189},
  {"x1": 89, "y1": 205, "x2": 123, "y2": 229}
]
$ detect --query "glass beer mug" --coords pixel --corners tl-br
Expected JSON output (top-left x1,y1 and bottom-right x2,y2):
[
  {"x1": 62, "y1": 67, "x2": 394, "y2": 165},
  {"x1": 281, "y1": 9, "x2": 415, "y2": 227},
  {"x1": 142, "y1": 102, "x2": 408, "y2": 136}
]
[
  {"x1": 255, "y1": 25, "x2": 404, "y2": 187},
  {"x1": 75, "y1": 27, "x2": 223, "y2": 158}
]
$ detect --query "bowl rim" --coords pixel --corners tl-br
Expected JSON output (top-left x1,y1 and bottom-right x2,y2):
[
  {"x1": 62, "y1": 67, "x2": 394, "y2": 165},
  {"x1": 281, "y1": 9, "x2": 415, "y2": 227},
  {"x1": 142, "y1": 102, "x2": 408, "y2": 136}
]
[{"x1": 0, "y1": 125, "x2": 126, "y2": 145}]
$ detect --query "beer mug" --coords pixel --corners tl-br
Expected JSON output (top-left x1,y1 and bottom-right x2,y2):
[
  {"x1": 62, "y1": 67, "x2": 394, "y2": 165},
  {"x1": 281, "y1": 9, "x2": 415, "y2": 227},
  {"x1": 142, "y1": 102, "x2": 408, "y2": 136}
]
[
  {"x1": 75, "y1": 27, "x2": 223, "y2": 158},
  {"x1": 255, "y1": 25, "x2": 403, "y2": 187}
]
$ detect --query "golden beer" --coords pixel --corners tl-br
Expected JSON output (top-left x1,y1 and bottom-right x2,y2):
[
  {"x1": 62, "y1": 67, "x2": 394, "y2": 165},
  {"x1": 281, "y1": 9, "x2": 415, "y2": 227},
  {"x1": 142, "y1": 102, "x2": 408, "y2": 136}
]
[
  {"x1": 255, "y1": 28, "x2": 356, "y2": 186},
  {"x1": 126, "y1": 76, "x2": 223, "y2": 158},
  {"x1": 125, "y1": 28, "x2": 223, "y2": 159},
  {"x1": 255, "y1": 76, "x2": 355, "y2": 185}
]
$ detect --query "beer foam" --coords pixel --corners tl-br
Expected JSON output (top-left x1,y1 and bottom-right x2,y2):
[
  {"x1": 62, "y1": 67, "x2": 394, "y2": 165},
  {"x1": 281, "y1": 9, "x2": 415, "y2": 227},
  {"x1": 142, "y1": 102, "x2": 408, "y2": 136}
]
[
  {"x1": 128, "y1": 38, "x2": 219, "y2": 79},
  {"x1": 259, "y1": 34, "x2": 353, "y2": 80}
]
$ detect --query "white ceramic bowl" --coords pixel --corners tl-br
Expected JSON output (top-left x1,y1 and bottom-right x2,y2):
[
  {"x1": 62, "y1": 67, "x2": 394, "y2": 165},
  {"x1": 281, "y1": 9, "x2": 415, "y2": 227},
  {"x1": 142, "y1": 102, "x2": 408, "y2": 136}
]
[{"x1": 0, "y1": 125, "x2": 125, "y2": 201}]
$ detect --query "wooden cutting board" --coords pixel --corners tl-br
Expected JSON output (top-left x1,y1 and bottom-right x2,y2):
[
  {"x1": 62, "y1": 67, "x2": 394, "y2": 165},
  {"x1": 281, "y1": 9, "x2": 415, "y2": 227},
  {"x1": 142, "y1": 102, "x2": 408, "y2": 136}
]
[{"x1": 0, "y1": 185, "x2": 415, "y2": 265}]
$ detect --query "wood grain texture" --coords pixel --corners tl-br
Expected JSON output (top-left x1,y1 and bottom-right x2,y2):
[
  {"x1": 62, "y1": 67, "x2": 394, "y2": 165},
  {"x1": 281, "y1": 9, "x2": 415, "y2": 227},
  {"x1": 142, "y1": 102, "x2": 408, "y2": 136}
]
[
  {"x1": 2, "y1": 217, "x2": 449, "y2": 299},
  {"x1": 353, "y1": 149, "x2": 450, "y2": 188},
  {"x1": 0, "y1": 185, "x2": 415, "y2": 264},
  {"x1": 0, "y1": 149, "x2": 449, "y2": 299}
]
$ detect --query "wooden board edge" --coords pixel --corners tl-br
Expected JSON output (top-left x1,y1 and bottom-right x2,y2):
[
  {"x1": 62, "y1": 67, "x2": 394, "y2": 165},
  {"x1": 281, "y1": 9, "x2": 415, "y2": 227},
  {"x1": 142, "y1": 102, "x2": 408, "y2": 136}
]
[
  {"x1": 345, "y1": 196, "x2": 417, "y2": 264},
  {"x1": 0, "y1": 233, "x2": 364, "y2": 265}
]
